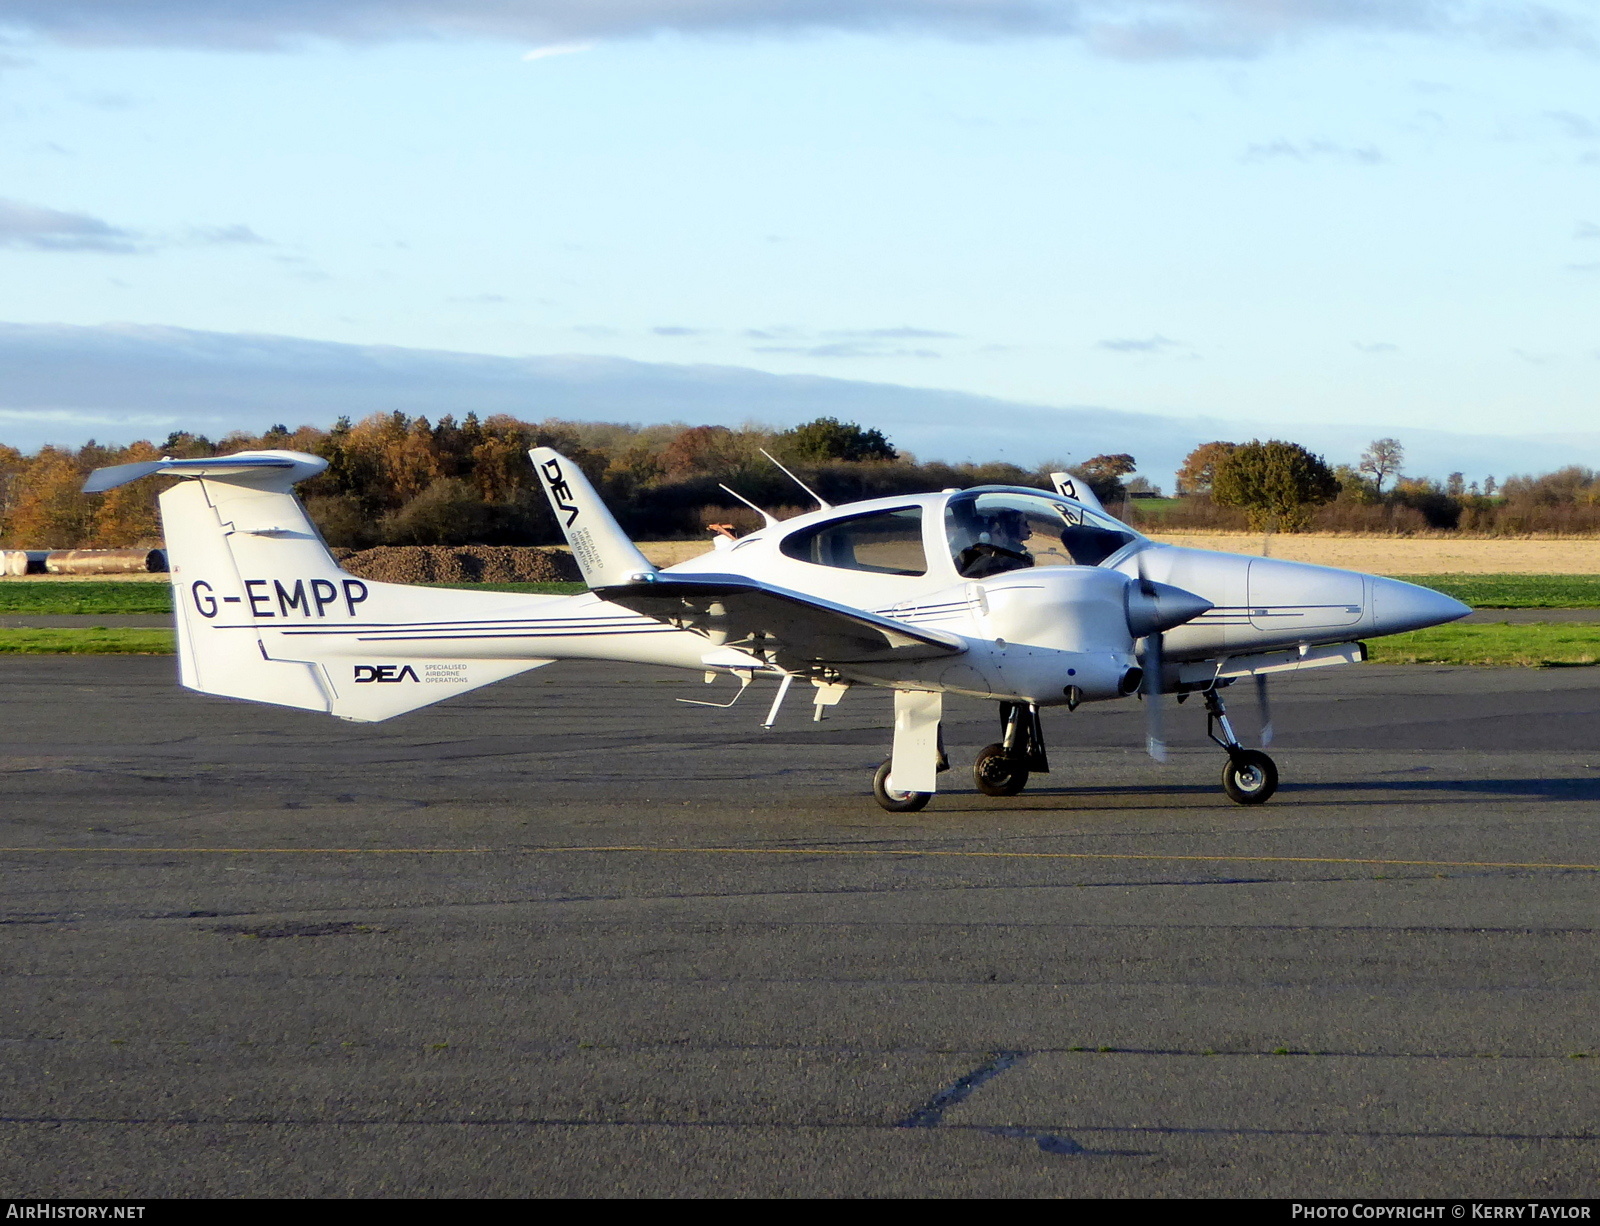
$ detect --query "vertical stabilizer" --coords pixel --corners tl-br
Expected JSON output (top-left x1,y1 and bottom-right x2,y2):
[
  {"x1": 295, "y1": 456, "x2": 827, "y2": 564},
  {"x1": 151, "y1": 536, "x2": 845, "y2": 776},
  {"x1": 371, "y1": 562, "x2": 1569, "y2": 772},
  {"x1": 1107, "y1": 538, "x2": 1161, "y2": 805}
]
[
  {"x1": 529, "y1": 447, "x2": 656, "y2": 588},
  {"x1": 1050, "y1": 471, "x2": 1111, "y2": 517}
]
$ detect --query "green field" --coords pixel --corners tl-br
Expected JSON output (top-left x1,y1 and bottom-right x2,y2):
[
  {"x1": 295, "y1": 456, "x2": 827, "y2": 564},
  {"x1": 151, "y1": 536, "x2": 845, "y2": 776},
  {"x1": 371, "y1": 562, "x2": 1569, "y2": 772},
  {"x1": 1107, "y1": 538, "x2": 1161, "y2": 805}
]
[
  {"x1": 1365, "y1": 623, "x2": 1600, "y2": 667},
  {"x1": 1386, "y1": 573, "x2": 1600, "y2": 607},
  {"x1": 0, "y1": 581, "x2": 175, "y2": 614}
]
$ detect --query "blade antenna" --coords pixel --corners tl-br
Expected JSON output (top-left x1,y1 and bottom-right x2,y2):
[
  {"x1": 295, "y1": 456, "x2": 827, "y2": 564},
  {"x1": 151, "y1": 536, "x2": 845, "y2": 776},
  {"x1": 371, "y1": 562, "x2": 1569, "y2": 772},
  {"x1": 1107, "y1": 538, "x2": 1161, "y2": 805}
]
[
  {"x1": 1137, "y1": 551, "x2": 1168, "y2": 763},
  {"x1": 759, "y1": 448, "x2": 832, "y2": 511},
  {"x1": 1255, "y1": 673, "x2": 1274, "y2": 748},
  {"x1": 717, "y1": 484, "x2": 781, "y2": 529}
]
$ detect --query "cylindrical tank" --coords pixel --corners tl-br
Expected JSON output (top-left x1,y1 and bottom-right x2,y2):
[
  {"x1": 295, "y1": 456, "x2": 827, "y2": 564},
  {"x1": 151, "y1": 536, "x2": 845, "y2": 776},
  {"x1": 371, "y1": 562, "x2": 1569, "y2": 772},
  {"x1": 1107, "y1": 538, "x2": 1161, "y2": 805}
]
[
  {"x1": 43, "y1": 549, "x2": 168, "y2": 574},
  {"x1": 1, "y1": 551, "x2": 50, "y2": 575}
]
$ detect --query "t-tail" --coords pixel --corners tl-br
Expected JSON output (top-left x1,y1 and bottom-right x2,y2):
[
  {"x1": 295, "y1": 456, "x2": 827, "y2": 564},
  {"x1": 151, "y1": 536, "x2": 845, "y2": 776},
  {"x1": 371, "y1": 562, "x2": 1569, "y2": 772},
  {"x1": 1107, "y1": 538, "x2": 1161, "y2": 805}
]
[{"x1": 84, "y1": 451, "x2": 557, "y2": 721}]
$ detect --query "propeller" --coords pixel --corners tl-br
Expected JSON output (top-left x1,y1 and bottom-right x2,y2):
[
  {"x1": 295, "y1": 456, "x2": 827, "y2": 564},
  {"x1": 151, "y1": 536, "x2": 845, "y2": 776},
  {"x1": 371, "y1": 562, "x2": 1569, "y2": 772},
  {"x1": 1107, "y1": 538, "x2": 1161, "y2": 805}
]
[{"x1": 1124, "y1": 551, "x2": 1215, "y2": 764}]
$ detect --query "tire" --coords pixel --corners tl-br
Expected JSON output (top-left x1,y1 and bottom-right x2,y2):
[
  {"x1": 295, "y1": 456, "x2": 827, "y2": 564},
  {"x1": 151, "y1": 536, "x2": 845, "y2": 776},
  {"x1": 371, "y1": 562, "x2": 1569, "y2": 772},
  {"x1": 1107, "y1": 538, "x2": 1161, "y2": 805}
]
[
  {"x1": 873, "y1": 760, "x2": 931, "y2": 812},
  {"x1": 973, "y1": 742, "x2": 1029, "y2": 797},
  {"x1": 1222, "y1": 750, "x2": 1278, "y2": 805}
]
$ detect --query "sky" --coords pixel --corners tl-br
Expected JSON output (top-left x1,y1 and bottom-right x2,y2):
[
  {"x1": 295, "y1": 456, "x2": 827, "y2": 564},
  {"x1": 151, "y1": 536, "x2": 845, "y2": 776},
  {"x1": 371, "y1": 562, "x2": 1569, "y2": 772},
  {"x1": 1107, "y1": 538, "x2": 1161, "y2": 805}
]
[{"x1": 0, "y1": 1, "x2": 1597, "y2": 478}]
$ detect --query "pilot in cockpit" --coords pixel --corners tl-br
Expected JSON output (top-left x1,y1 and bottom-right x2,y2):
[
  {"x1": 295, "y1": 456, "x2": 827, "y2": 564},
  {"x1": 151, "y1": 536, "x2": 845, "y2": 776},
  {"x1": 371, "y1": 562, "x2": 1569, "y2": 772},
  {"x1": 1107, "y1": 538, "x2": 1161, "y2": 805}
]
[{"x1": 951, "y1": 504, "x2": 1037, "y2": 579}]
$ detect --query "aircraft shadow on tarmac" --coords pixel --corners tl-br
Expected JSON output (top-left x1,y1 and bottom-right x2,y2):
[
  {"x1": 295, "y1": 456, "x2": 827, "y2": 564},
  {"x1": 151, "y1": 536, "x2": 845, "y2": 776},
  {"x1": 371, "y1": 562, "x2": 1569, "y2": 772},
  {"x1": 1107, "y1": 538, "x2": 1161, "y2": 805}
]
[{"x1": 996, "y1": 775, "x2": 1600, "y2": 803}]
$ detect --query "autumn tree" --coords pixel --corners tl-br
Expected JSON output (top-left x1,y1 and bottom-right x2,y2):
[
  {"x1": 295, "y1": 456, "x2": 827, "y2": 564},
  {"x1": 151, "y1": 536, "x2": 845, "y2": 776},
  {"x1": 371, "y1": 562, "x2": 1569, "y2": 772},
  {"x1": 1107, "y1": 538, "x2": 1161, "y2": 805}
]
[
  {"x1": 3, "y1": 447, "x2": 93, "y2": 547},
  {"x1": 89, "y1": 440, "x2": 165, "y2": 545},
  {"x1": 1176, "y1": 441, "x2": 1237, "y2": 496},
  {"x1": 1212, "y1": 439, "x2": 1339, "y2": 532},
  {"x1": 660, "y1": 425, "x2": 748, "y2": 479},
  {"x1": 1359, "y1": 438, "x2": 1404, "y2": 492}
]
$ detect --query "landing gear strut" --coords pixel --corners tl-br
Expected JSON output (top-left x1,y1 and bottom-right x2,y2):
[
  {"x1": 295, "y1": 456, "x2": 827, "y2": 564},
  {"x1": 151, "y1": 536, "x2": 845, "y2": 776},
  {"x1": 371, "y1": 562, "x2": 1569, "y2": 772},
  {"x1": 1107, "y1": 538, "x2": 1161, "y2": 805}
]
[
  {"x1": 1203, "y1": 688, "x2": 1278, "y2": 805},
  {"x1": 973, "y1": 701, "x2": 1049, "y2": 797}
]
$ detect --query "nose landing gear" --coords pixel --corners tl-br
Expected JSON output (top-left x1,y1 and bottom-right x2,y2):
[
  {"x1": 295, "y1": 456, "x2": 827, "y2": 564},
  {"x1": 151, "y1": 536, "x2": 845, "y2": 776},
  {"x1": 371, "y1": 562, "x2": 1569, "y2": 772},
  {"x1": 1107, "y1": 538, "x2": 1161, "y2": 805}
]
[
  {"x1": 1204, "y1": 688, "x2": 1278, "y2": 805},
  {"x1": 973, "y1": 702, "x2": 1049, "y2": 797}
]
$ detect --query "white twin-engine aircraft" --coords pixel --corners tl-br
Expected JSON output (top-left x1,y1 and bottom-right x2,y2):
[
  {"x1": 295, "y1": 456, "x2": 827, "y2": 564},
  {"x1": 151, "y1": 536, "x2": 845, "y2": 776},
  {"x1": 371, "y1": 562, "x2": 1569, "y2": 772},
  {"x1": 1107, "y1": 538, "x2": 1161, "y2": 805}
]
[{"x1": 86, "y1": 446, "x2": 1468, "y2": 811}]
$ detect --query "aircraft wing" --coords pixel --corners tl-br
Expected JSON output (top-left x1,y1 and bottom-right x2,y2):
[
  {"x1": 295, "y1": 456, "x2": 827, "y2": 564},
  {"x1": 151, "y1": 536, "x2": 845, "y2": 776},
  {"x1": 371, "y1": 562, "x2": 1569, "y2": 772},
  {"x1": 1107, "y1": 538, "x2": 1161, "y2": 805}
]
[{"x1": 593, "y1": 574, "x2": 967, "y2": 670}]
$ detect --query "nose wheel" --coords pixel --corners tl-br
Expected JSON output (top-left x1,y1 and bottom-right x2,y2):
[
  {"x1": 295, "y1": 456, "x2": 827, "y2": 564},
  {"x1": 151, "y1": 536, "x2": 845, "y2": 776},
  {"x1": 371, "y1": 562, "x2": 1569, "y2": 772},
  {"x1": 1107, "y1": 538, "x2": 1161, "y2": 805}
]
[
  {"x1": 1205, "y1": 689, "x2": 1279, "y2": 805},
  {"x1": 973, "y1": 743, "x2": 1029, "y2": 796}
]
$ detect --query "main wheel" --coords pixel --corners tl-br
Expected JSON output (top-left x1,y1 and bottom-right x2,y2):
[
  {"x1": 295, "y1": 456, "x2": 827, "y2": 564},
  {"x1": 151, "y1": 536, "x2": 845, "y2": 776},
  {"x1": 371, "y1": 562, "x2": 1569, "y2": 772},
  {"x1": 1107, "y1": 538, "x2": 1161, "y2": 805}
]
[
  {"x1": 873, "y1": 760, "x2": 931, "y2": 812},
  {"x1": 973, "y1": 742, "x2": 1029, "y2": 797},
  {"x1": 1222, "y1": 750, "x2": 1278, "y2": 805}
]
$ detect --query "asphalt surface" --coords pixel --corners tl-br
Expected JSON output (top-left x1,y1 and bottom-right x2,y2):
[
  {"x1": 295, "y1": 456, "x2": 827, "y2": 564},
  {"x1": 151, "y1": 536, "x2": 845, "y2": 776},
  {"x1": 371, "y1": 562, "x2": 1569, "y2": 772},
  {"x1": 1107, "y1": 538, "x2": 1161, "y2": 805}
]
[{"x1": 3, "y1": 655, "x2": 1600, "y2": 1198}]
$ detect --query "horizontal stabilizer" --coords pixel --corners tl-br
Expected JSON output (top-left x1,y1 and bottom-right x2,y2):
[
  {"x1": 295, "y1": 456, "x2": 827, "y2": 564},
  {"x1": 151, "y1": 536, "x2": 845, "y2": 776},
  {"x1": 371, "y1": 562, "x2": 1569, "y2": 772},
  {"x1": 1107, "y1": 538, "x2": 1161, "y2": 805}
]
[
  {"x1": 594, "y1": 573, "x2": 965, "y2": 670},
  {"x1": 84, "y1": 451, "x2": 329, "y2": 494}
]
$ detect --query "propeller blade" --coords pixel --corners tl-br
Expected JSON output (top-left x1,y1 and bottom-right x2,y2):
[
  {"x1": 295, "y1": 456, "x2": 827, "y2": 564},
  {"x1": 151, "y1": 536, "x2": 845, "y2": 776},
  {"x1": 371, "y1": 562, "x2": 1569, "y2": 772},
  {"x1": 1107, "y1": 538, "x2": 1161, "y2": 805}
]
[
  {"x1": 1142, "y1": 631, "x2": 1167, "y2": 762},
  {"x1": 1255, "y1": 673, "x2": 1274, "y2": 748},
  {"x1": 1135, "y1": 551, "x2": 1168, "y2": 762}
]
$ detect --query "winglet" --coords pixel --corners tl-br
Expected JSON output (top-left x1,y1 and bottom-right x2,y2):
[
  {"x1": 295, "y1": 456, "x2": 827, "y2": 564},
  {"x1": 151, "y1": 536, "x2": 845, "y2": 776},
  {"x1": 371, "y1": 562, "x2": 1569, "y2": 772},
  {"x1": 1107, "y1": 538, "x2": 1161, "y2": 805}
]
[{"x1": 529, "y1": 447, "x2": 657, "y2": 588}]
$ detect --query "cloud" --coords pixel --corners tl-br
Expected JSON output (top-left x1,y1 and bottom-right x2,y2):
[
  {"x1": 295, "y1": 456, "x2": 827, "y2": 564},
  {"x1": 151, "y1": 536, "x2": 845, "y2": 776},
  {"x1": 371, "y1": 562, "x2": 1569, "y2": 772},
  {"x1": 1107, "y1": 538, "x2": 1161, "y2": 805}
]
[
  {"x1": 1574, "y1": 221, "x2": 1600, "y2": 239},
  {"x1": 182, "y1": 223, "x2": 268, "y2": 245},
  {"x1": 0, "y1": 2, "x2": 1589, "y2": 59},
  {"x1": 1097, "y1": 334, "x2": 1180, "y2": 353},
  {"x1": 1354, "y1": 341, "x2": 1399, "y2": 353},
  {"x1": 741, "y1": 323, "x2": 958, "y2": 358},
  {"x1": 1244, "y1": 138, "x2": 1384, "y2": 164},
  {"x1": 1544, "y1": 110, "x2": 1599, "y2": 140},
  {"x1": 521, "y1": 41, "x2": 591, "y2": 60},
  {"x1": 0, "y1": 199, "x2": 270, "y2": 254},
  {"x1": 751, "y1": 342, "x2": 942, "y2": 359},
  {"x1": 652, "y1": 325, "x2": 705, "y2": 336},
  {"x1": 0, "y1": 197, "x2": 138, "y2": 252}
]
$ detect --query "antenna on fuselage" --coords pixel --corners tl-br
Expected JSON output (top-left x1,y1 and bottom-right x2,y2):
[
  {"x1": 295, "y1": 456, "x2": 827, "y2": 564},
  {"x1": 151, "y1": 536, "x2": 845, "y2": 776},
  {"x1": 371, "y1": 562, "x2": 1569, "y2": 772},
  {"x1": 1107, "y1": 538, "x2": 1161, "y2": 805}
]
[
  {"x1": 759, "y1": 448, "x2": 833, "y2": 512},
  {"x1": 717, "y1": 483, "x2": 781, "y2": 529}
]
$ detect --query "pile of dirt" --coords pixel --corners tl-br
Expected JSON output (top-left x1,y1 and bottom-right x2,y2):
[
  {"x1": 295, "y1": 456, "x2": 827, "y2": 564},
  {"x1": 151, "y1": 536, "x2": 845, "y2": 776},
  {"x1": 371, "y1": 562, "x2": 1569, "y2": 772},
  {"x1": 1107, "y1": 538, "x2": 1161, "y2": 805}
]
[{"x1": 332, "y1": 545, "x2": 581, "y2": 584}]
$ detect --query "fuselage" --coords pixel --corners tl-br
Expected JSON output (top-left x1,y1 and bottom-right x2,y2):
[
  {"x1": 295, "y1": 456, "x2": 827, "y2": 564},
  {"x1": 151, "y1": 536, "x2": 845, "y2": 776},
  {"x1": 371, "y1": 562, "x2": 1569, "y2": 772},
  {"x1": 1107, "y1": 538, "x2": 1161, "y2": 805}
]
[{"x1": 183, "y1": 480, "x2": 1467, "y2": 716}]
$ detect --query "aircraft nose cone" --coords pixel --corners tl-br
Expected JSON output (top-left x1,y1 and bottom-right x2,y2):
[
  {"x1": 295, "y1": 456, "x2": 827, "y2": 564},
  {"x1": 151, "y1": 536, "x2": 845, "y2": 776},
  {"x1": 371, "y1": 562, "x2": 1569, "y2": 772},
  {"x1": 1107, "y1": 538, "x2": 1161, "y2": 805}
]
[
  {"x1": 1126, "y1": 579, "x2": 1215, "y2": 638},
  {"x1": 1369, "y1": 576, "x2": 1471, "y2": 635}
]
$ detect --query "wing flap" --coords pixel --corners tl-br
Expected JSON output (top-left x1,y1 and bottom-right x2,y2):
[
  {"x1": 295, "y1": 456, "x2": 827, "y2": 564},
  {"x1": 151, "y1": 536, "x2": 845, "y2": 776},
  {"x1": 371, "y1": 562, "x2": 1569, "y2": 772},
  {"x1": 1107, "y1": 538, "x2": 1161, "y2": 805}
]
[{"x1": 594, "y1": 574, "x2": 965, "y2": 669}]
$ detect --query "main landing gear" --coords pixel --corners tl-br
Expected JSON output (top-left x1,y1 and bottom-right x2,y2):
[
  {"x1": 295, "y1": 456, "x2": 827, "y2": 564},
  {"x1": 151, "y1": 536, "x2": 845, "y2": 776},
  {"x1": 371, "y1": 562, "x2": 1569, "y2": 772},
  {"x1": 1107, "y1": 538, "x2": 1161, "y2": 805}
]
[{"x1": 1203, "y1": 688, "x2": 1278, "y2": 805}]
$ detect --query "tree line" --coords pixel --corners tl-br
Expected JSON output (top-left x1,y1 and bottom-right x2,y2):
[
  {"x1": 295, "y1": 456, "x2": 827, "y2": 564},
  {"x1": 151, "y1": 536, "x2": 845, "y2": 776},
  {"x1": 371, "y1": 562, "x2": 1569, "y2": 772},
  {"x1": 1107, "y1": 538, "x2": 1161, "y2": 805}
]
[
  {"x1": 2, "y1": 417, "x2": 1596, "y2": 549},
  {"x1": 0, "y1": 414, "x2": 1110, "y2": 549},
  {"x1": 1158, "y1": 437, "x2": 1600, "y2": 536}
]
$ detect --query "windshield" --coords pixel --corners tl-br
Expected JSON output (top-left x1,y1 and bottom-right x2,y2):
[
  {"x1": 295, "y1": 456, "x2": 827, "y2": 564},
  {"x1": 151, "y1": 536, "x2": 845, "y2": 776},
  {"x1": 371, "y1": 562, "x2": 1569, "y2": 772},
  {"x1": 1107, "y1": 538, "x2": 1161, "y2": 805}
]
[{"x1": 945, "y1": 491, "x2": 1139, "y2": 578}]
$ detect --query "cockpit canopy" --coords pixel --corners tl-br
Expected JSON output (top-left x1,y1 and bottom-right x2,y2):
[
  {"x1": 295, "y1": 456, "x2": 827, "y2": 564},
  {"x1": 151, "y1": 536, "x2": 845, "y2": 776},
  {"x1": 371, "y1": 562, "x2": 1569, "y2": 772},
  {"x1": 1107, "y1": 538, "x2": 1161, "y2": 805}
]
[
  {"x1": 774, "y1": 487, "x2": 1141, "y2": 581},
  {"x1": 945, "y1": 490, "x2": 1139, "y2": 578}
]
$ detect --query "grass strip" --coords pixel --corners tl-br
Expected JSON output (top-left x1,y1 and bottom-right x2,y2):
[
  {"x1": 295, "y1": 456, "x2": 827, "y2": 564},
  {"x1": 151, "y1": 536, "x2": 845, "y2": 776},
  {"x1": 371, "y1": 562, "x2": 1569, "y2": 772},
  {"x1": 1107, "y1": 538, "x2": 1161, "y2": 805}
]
[
  {"x1": 0, "y1": 628, "x2": 177, "y2": 654},
  {"x1": 1386, "y1": 573, "x2": 1600, "y2": 607},
  {"x1": 0, "y1": 581, "x2": 174, "y2": 615},
  {"x1": 1365, "y1": 623, "x2": 1600, "y2": 666}
]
